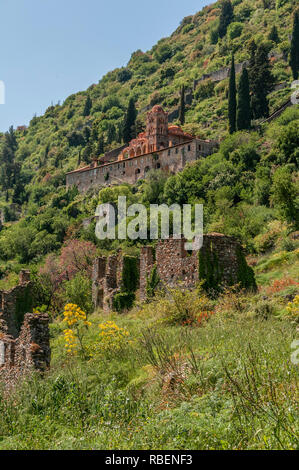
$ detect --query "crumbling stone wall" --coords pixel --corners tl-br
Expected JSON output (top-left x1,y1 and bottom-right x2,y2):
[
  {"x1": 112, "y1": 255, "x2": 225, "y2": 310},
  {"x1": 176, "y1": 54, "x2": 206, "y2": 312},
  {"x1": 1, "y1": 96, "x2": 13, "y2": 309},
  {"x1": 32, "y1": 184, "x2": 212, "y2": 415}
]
[
  {"x1": 92, "y1": 251, "x2": 140, "y2": 312},
  {"x1": 0, "y1": 271, "x2": 51, "y2": 389},
  {"x1": 0, "y1": 270, "x2": 33, "y2": 338},
  {"x1": 139, "y1": 234, "x2": 255, "y2": 300},
  {"x1": 93, "y1": 234, "x2": 256, "y2": 308}
]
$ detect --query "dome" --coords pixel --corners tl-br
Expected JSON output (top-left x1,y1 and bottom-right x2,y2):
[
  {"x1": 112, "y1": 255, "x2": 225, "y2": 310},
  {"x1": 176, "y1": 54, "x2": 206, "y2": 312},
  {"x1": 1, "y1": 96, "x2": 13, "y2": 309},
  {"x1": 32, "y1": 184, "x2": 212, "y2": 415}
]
[{"x1": 151, "y1": 105, "x2": 165, "y2": 113}]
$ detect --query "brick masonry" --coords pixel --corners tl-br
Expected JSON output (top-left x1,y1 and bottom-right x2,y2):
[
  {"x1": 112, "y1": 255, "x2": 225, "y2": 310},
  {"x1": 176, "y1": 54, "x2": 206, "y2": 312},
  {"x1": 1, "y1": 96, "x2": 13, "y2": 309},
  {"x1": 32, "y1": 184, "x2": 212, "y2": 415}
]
[
  {"x1": 0, "y1": 271, "x2": 51, "y2": 389},
  {"x1": 93, "y1": 234, "x2": 254, "y2": 308},
  {"x1": 66, "y1": 105, "x2": 218, "y2": 193}
]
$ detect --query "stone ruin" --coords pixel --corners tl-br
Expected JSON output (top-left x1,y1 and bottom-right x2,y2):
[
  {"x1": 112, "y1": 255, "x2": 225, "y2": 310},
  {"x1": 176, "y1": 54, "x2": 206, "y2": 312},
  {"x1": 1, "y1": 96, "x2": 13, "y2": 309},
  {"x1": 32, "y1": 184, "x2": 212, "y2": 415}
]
[
  {"x1": 92, "y1": 233, "x2": 256, "y2": 311},
  {"x1": 0, "y1": 270, "x2": 51, "y2": 389}
]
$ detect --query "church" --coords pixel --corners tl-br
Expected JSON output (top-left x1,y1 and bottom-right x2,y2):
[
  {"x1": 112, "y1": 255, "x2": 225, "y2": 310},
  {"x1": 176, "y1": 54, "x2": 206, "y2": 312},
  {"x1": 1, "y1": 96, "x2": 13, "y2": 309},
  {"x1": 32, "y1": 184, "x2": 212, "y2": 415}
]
[{"x1": 66, "y1": 105, "x2": 218, "y2": 192}]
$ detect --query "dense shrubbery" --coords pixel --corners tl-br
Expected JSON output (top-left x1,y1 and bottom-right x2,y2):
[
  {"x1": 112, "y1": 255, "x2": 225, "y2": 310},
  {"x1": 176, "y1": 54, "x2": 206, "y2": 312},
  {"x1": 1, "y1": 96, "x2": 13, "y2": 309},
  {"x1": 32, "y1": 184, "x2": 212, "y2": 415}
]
[{"x1": 0, "y1": 2, "x2": 298, "y2": 449}]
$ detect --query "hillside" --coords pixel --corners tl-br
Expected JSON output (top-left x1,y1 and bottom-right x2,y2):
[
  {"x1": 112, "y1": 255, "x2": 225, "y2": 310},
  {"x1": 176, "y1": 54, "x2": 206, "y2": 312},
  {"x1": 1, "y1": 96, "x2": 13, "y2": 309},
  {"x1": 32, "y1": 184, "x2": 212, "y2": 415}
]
[
  {"x1": 0, "y1": 244, "x2": 298, "y2": 450},
  {"x1": 0, "y1": 0, "x2": 298, "y2": 452},
  {"x1": 0, "y1": 0, "x2": 296, "y2": 194}
]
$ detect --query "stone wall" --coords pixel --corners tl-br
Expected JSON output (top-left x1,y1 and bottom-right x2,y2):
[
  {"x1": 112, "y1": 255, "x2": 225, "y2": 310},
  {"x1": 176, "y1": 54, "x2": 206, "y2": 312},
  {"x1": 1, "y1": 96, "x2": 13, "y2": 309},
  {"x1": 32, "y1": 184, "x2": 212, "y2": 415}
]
[
  {"x1": 93, "y1": 234, "x2": 255, "y2": 307},
  {"x1": 139, "y1": 235, "x2": 244, "y2": 300},
  {"x1": 0, "y1": 271, "x2": 51, "y2": 389},
  {"x1": 0, "y1": 270, "x2": 33, "y2": 338},
  {"x1": 92, "y1": 251, "x2": 139, "y2": 312},
  {"x1": 0, "y1": 313, "x2": 50, "y2": 389},
  {"x1": 67, "y1": 139, "x2": 218, "y2": 193},
  {"x1": 194, "y1": 61, "x2": 249, "y2": 89}
]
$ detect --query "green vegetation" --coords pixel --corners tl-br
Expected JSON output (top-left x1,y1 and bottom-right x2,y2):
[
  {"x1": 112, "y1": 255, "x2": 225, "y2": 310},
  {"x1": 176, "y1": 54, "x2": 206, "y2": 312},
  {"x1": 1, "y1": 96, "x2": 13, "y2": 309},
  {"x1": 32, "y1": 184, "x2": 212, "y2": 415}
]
[
  {"x1": 228, "y1": 54, "x2": 237, "y2": 133},
  {"x1": 146, "y1": 265, "x2": 160, "y2": 300},
  {"x1": 290, "y1": 10, "x2": 299, "y2": 79},
  {"x1": 179, "y1": 84, "x2": 186, "y2": 125},
  {"x1": 0, "y1": 0, "x2": 298, "y2": 450},
  {"x1": 0, "y1": 258, "x2": 298, "y2": 449},
  {"x1": 123, "y1": 98, "x2": 137, "y2": 144},
  {"x1": 237, "y1": 67, "x2": 251, "y2": 130}
]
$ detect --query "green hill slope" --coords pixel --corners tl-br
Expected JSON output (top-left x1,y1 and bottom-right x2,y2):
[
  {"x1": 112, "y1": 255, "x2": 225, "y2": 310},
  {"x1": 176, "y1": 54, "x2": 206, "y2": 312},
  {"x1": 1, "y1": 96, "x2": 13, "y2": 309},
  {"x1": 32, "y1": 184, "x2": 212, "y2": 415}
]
[
  {"x1": 0, "y1": 0, "x2": 296, "y2": 194},
  {"x1": 0, "y1": 0, "x2": 298, "y2": 276}
]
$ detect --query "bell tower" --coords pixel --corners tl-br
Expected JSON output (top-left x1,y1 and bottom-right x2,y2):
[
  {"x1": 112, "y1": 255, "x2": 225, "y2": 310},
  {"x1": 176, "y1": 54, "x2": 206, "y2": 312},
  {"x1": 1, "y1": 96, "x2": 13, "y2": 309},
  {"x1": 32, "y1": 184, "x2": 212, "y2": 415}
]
[{"x1": 146, "y1": 106, "x2": 169, "y2": 152}]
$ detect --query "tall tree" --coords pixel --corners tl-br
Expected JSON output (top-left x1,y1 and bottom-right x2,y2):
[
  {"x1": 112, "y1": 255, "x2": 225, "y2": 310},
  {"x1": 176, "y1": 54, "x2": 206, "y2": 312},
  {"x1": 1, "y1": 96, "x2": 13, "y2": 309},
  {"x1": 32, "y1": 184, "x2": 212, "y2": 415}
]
[
  {"x1": 82, "y1": 142, "x2": 93, "y2": 164},
  {"x1": 77, "y1": 150, "x2": 82, "y2": 166},
  {"x1": 248, "y1": 39, "x2": 257, "y2": 72},
  {"x1": 249, "y1": 43, "x2": 274, "y2": 119},
  {"x1": 107, "y1": 124, "x2": 116, "y2": 144},
  {"x1": 290, "y1": 11, "x2": 299, "y2": 80},
  {"x1": 123, "y1": 98, "x2": 137, "y2": 144},
  {"x1": 218, "y1": 0, "x2": 234, "y2": 39},
  {"x1": 0, "y1": 126, "x2": 18, "y2": 196},
  {"x1": 179, "y1": 85, "x2": 185, "y2": 126},
  {"x1": 83, "y1": 95, "x2": 92, "y2": 117},
  {"x1": 268, "y1": 25, "x2": 279, "y2": 43},
  {"x1": 96, "y1": 136, "x2": 105, "y2": 156},
  {"x1": 228, "y1": 54, "x2": 237, "y2": 134},
  {"x1": 237, "y1": 67, "x2": 251, "y2": 130}
]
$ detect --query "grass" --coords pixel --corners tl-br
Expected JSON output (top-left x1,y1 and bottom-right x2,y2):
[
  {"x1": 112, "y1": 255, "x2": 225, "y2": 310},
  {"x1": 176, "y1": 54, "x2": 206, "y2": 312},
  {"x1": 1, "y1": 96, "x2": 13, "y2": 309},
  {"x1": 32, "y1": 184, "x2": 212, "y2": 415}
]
[{"x1": 0, "y1": 256, "x2": 298, "y2": 450}]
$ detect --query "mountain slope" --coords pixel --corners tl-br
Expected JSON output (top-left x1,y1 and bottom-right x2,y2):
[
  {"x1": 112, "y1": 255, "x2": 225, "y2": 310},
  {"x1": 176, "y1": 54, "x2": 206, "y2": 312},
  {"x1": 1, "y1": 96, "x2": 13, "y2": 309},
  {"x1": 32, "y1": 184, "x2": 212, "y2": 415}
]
[{"x1": 1, "y1": 0, "x2": 296, "y2": 192}]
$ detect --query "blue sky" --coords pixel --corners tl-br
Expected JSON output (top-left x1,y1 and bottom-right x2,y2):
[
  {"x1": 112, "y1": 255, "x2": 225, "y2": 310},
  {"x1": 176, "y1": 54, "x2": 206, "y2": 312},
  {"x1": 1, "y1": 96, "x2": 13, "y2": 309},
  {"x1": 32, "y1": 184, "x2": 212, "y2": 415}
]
[{"x1": 0, "y1": 0, "x2": 209, "y2": 132}]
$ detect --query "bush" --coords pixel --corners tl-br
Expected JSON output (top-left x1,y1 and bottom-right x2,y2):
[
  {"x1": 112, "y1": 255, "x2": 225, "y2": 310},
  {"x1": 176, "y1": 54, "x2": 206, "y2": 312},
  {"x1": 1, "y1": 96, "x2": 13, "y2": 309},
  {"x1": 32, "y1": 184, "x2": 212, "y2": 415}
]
[
  {"x1": 195, "y1": 80, "x2": 215, "y2": 100},
  {"x1": 154, "y1": 286, "x2": 214, "y2": 326},
  {"x1": 228, "y1": 22, "x2": 243, "y2": 40},
  {"x1": 236, "y1": 247, "x2": 257, "y2": 291},
  {"x1": 122, "y1": 256, "x2": 139, "y2": 293},
  {"x1": 286, "y1": 295, "x2": 299, "y2": 322},
  {"x1": 63, "y1": 273, "x2": 93, "y2": 315},
  {"x1": 146, "y1": 265, "x2": 160, "y2": 299},
  {"x1": 253, "y1": 300, "x2": 275, "y2": 320},
  {"x1": 253, "y1": 220, "x2": 286, "y2": 253},
  {"x1": 112, "y1": 292, "x2": 136, "y2": 313},
  {"x1": 182, "y1": 23, "x2": 195, "y2": 34},
  {"x1": 117, "y1": 68, "x2": 132, "y2": 83},
  {"x1": 154, "y1": 43, "x2": 173, "y2": 64}
]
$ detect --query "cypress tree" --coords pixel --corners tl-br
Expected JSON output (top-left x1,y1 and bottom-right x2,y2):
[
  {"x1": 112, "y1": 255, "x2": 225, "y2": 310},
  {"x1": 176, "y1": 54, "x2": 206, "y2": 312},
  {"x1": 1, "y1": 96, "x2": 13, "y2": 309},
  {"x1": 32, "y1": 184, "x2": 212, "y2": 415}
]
[
  {"x1": 228, "y1": 54, "x2": 237, "y2": 134},
  {"x1": 248, "y1": 39, "x2": 257, "y2": 72},
  {"x1": 290, "y1": 11, "x2": 299, "y2": 80},
  {"x1": 179, "y1": 85, "x2": 185, "y2": 126},
  {"x1": 123, "y1": 98, "x2": 137, "y2": 144},
  {"x1": 96, "y1": 136, "x2": 105, "y2": 156},
  {"x1": 268, "y1": 25, "x2": 279, "y2": 44},
  {"x1": 83, "y1": 95, "x2": 92, "y2": 117},
  {"x1": 218, "y1": 0, "x2": 234, "y2": 39},
  {"x1": 249, "y1": 43, "x2": 274, "y2": 119},
  {"x1": 82, "y1": 141, "x2": 93, "y2": 164},
  {"x1": 237, "y1": 67, "x2": 251, "y2": 131},
  {"x1": 107, "y1": 124, "x2": 116, "y2": 144}
]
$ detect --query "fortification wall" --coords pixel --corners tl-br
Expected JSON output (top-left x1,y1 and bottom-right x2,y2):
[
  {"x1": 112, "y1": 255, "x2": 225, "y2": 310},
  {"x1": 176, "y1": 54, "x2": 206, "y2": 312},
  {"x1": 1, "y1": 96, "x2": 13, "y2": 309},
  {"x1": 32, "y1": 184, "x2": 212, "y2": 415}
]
[{"x1": 67, "y1": 139, "x2": 217, "y2": 193}]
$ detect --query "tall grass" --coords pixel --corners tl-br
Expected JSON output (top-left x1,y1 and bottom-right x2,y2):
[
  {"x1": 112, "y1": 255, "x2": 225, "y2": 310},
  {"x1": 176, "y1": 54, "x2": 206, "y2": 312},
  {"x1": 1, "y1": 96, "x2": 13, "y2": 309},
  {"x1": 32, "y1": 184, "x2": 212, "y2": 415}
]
[{"x1": 0, "y1": 296, "x2": 298, "y2": 450}]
